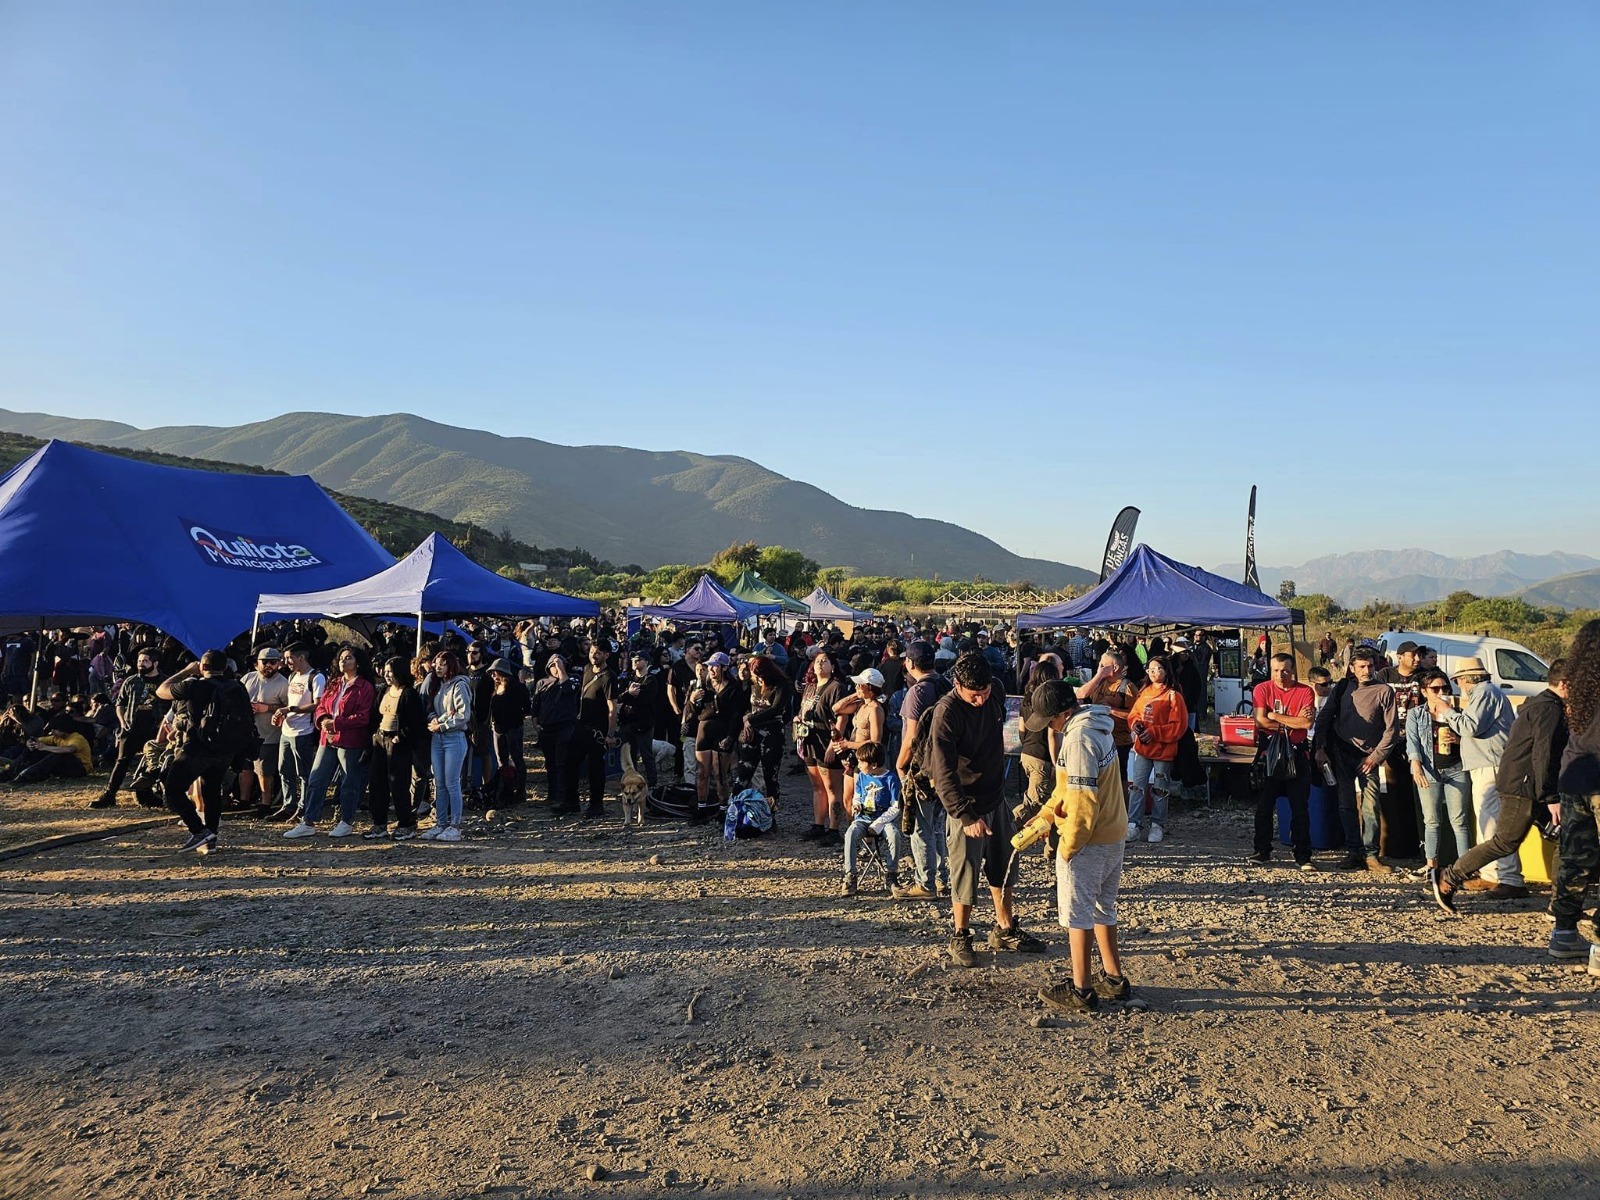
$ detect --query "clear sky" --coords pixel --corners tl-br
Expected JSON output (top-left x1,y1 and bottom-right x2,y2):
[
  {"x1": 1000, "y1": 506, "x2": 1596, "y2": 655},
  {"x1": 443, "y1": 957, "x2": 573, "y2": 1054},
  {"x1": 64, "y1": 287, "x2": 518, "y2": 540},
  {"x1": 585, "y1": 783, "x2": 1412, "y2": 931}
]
[{"x1": 2, "y1": 3, "x2": 1595, "y2": 572}]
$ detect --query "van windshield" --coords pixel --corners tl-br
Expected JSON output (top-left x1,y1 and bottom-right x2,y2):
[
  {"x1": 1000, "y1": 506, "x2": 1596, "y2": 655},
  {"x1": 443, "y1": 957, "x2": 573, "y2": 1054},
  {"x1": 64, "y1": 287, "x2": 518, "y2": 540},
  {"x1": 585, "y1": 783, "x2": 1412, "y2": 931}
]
[{"x1": 1495, "y1": 649, "x2": 1547, "y2": 683}]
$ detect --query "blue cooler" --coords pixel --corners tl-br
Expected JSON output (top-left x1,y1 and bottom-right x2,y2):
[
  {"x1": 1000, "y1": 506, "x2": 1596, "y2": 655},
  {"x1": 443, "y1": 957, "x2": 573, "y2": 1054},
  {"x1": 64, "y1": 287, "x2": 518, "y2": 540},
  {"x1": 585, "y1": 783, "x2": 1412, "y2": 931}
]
[{"x1": 1277, "y1": 783, "x2": 1343, "y2": 850}]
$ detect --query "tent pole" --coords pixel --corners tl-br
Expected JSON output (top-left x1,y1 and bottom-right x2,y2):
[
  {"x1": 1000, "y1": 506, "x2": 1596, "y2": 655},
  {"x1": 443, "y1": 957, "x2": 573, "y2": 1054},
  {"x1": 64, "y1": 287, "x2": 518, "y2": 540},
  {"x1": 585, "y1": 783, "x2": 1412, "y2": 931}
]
[
  {"x1": 28, "y1": 628, "x2": 41, "y2": 709},
  {"x1": 416, "y1": 612, "x2": 424, "y2": 658},
  {"x1": 251, "y1": 612, "x2": 260, "y2": 651}
]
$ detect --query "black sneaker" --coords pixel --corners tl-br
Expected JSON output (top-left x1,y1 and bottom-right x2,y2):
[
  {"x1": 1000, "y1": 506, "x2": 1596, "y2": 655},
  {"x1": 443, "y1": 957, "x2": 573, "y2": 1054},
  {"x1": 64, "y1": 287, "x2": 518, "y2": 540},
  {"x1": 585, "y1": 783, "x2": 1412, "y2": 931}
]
[
  {"x1": 179, "y1": 830, "x2": 212, "y2": 853},
  {"x1": 1038, "y1": 982, "x2": 1098, "y2": 1014},
  {"x1": 1335, "y1": 855, "x2": 1367, "y2": 871},
  {"x1": 1091, "y1": 972, "x2": 1131, "y2": 1002},
  {"x1": 1244, "y1": 850, "x2": 1271, "y2": 864},
  {"x1": 948, "y1": 930, "x2": 977, "y2": 968},
  {"x1": 88, "y1": 794, "x2": 117, "y2": 810},
  {"x1": 1430, "y1": 867, "x2": 1457, "y2": 913},
  {"x1": 362, "y1": 826, "x2": 390, "y2": 841},
  {"x1": 271, "y1": 805, "x2": 299, "y2": 822},
  {"x1": 195, "y1": 834, "x2": 218, "y2": 856},
  {"x1": 818, "y1": 829, "x2": 842, "y2": 848},
  {"x1": 988, "y1": 924, "x2": 1047, "y2": 953}
]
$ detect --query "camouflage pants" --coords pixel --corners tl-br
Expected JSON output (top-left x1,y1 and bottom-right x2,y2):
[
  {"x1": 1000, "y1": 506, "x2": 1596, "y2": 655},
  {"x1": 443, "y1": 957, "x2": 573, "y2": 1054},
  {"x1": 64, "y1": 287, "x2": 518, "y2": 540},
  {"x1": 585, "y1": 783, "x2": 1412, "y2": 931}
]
[{"x1": 1551, "y1": 792, "x2": 1600, "y2": 930}]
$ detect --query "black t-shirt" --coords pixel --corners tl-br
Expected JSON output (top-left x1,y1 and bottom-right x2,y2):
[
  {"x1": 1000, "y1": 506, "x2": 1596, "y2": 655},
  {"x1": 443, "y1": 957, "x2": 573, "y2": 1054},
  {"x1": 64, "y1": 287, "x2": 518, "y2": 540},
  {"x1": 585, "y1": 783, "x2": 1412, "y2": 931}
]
[
  {"x1": 617, "y1": 672, "x2": 658, "y2": 732},
  {"x1": 167, "y1": 676, "x2": 218, "y2": 751},
  {"x1": 489, "y1": 677, "x2": 531, "y2": 732},
  {"x1": 579, "y1": 667, "x2": 615, "y2": 730},
  {"x1": 1431, "y1": 718, "x2": 1462, "y2": 769}
]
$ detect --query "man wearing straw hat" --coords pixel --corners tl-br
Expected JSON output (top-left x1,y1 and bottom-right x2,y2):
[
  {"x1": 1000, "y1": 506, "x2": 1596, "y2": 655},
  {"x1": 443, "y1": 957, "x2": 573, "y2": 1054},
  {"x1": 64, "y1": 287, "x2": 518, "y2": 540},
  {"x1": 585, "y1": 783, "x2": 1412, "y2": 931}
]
[{"x1": 1428, "y1": 656, "x2": 1524, "y2": 897}]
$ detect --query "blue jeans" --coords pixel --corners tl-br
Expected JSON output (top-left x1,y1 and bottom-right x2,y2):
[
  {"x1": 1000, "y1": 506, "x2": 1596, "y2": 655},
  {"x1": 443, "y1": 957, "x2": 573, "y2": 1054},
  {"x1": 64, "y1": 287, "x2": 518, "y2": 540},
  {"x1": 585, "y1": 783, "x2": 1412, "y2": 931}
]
[
  {"x1": 277, "y1": 732, "x2": 318, "y2": 814},
  {"x1": 432, "y1": 731, "x2": 468, "y2": 829},
  {"x1": 301, "y1": 744, "x2": 371, "y2": 825},
  {"x1": 1127, "y1": 751, "x2": 1172, "y2": 830},
  {"x1": 908, "y1": 794, "x2": 948, "y2": 891},
  {"x1": 1332, "y1": 745, "x2": 1382, "y2": 858},
  {"x1": 843, "y1": 817, "x2": 905, "y2": 881},
  {"x1": 1418, "y1": 764, "x2": 1473, "y2": 863}
]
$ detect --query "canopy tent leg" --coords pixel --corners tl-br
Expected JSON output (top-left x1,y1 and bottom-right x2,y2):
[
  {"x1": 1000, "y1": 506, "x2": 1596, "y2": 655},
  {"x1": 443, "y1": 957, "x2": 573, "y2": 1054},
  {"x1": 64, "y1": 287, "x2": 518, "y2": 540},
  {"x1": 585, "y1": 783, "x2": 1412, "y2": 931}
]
[
  {"x1": 28, "y1": 628, "x2": 41, "y2": 709},
  {"x1": 250, "y1": 613, "x2": 260, "y2": 652},
  {"x1": 416, "y1": 613, "x2": 424, "y2": 658}
]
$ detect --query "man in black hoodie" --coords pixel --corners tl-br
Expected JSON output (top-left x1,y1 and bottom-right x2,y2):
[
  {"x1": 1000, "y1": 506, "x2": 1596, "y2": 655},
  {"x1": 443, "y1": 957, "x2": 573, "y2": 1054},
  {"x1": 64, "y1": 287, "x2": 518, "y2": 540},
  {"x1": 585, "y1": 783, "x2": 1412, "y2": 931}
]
[
  {"x1": 928, "y1": 653, "x2": 1043, "y2": 966},
  {"x1": 1432, "y1": 660, "x2": 1569, "y2": 911}
]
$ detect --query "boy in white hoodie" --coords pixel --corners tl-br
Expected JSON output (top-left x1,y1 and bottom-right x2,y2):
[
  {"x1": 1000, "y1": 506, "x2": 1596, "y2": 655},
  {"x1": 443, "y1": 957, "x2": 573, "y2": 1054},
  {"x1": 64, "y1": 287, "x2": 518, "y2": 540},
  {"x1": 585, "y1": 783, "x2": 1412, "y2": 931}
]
[{"x1": 1012, "y1": 679, "x2": 1132, "y2": 1014}]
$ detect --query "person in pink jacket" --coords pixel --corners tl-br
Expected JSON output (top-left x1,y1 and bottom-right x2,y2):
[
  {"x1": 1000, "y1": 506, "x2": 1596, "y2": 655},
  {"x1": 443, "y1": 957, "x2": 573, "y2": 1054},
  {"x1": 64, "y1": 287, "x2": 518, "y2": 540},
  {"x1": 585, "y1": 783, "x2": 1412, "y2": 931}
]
[
  {"x1": 1125, "y1": 654, "x2": 1189, "y2": 844},
  {"x1": 284, "y1": 647, "x2": 376, "y2": 840}
]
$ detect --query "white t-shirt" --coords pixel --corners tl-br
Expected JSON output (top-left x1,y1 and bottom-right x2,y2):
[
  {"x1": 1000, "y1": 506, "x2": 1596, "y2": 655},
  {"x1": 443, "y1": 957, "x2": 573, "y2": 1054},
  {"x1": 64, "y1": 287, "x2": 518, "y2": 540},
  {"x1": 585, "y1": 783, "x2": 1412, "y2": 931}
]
[{"x1": 282, "y1": 669, "x2": 326, "y2": 739}]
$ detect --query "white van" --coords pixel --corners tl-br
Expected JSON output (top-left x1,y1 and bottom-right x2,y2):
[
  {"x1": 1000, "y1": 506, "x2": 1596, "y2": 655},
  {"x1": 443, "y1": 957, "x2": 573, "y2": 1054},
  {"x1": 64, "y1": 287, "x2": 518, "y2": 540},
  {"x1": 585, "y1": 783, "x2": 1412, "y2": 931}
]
[{"x1": 1377, "y1": 630, "x2": 1549, "y2": 700}]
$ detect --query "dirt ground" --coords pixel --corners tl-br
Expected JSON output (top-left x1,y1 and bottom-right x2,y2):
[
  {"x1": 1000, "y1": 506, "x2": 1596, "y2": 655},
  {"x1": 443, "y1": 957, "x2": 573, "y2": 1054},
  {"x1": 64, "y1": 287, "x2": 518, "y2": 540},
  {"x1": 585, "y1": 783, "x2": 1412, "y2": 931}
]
[{"x1": 3, "y1": 769, "x2": 1599, "y2": 1200}]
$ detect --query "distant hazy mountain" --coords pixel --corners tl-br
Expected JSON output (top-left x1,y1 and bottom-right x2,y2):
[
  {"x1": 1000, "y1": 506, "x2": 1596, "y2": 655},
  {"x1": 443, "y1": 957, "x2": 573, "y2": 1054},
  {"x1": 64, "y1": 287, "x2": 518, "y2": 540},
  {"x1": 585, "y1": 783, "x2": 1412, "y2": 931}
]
[
  {"x1": 1213, "y1": 549, "x2": 1600, "y2": 607},
  {"x1": 0, "y1": 407, "x2": 1095, "y2": 587},
  {"x1": 1516, "y1": 569, "x2": 1600, "y2": 611}
]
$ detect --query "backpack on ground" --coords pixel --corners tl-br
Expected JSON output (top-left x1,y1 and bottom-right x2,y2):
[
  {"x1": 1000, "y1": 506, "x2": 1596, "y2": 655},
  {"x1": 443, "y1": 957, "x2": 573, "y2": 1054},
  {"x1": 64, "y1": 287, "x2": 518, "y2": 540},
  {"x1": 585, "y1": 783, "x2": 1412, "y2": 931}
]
[{"x1": 193, "y1": 679, "x2": 261, "y2": 759}]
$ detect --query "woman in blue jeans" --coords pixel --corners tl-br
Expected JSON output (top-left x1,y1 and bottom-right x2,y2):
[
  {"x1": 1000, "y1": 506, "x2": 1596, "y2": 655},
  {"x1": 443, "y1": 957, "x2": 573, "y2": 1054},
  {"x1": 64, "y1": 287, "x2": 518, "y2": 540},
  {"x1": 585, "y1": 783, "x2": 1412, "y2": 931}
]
[
  {"x1": 426, "y1": 648, "x2": 474, "y2": 843},
  {"x1": 1405, "y1": 669, "x2": 1474, "y2": 873},
  {"x1": 283, "y1": 647, "x2": 375, "y2": 841}
]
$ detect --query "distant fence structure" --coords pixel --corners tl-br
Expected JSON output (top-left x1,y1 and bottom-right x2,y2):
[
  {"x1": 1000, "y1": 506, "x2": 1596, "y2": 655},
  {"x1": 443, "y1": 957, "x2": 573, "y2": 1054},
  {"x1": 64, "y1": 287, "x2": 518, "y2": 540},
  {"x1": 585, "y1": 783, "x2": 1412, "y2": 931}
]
[{"x1": 925, "y1": 585, "x2": 1080, "y2": 618}]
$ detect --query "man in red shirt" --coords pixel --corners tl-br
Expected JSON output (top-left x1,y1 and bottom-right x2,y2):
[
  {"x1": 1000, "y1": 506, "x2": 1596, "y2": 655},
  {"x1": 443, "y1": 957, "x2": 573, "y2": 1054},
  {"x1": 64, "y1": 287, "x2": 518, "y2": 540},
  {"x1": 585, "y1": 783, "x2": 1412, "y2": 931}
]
[{"x1": 1247, "y1": 653, "x2": 1317, "y2": 870}]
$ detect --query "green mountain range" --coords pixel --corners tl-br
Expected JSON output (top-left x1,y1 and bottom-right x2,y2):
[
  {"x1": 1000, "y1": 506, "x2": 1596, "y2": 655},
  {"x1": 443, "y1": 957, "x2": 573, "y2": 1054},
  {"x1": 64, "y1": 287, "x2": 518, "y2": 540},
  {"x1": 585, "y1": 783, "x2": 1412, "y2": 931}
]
[{"x1": 0, "y1": 408, "x2": 1095, "y2": 587}]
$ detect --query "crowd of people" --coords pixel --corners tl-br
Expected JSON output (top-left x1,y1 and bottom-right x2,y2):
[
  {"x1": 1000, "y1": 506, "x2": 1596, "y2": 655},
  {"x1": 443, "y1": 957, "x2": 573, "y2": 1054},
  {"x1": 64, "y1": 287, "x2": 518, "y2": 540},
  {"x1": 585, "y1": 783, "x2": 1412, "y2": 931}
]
[{"x1": 3, "y1": 611, "x2": 1597, "y2": 1006}]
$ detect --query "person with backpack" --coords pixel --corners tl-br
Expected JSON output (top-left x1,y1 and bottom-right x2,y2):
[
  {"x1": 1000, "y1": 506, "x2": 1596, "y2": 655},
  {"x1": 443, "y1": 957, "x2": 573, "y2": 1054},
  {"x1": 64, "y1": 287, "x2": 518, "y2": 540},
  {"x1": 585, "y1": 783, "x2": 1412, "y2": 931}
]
[
  {"x1": 284, "y1": 647, "x2": 376, "y2": 841},
  {"x1": 89, "y1": 648, "x2": 165, "y2": 810},
  {"x1": 892, "y1": 640, "x2": 953, "y2": 901},
  {"x1": 157, "y1": 649, "x2": 258, "y2": 854}
]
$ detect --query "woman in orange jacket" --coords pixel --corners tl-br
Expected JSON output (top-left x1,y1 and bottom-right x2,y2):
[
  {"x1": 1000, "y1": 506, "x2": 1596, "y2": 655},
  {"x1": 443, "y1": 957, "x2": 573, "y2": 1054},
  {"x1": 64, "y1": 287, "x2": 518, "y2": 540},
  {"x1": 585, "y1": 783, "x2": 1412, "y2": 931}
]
[{"x1": 1126, "y1": 654, "x2": 1188, "y2": 844}]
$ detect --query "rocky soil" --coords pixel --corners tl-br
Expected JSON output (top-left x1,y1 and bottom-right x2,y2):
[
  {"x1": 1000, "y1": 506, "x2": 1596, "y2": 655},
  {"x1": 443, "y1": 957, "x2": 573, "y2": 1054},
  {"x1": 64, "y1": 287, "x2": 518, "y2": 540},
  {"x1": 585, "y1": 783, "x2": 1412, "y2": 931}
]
[{"x1": 2, "y1": 777, "x2": 1598, "y2": 1200}]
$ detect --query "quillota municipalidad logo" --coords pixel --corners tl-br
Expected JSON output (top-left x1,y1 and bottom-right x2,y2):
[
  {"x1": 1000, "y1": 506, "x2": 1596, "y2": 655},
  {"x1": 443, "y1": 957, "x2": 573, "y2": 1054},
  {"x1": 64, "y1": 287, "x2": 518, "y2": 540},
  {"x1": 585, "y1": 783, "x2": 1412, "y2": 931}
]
[{"x1": 185, "y1": 519, "x2": 326, "y2": 572}]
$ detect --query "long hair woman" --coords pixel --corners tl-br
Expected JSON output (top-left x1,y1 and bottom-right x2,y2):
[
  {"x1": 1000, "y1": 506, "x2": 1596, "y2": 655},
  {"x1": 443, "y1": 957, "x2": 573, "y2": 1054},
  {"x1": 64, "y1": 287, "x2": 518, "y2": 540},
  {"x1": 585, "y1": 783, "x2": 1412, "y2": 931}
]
[
  {"x1": 367, "y1": 655, "x2": 428, "y2": 840},
  {"x1": 691, "y1": 651, "x2": 747, "y2": 818},
  {"x1": 1126, "y1": 653, "x2": 1188, "y2": 844},
  {"x1": 797, "y1": 647, "x2": 845, "y2": 843},
  {"x1": 1552, "y1": 622, "x2": 1600, "y2": 956},
  {"x1": 742, "y1": 654, "x2": 793, "y2": 807},
  {"x1": 1017, "y1": 656, "x2": 1063, "y2": 823},
  {"x1": 284, "y1": 645, "x2": 375, "y2": 841},
  {"x1": 425, "y1": 648, "x2": 473, "y2": 842}
]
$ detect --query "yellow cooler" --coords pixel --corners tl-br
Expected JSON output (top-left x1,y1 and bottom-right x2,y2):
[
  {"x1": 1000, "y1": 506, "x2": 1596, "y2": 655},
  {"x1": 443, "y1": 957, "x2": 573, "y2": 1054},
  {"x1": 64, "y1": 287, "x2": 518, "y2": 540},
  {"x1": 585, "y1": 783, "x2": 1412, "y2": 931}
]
[{"x1": 1519, "y1": 827, "x2": 1559, "y2": 886}]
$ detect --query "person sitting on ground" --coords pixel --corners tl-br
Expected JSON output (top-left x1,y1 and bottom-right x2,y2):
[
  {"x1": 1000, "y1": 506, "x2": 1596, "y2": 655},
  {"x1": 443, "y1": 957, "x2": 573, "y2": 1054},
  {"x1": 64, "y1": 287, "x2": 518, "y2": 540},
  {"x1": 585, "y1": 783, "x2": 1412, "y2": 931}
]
[
  {"x1": 839, "y1": 741, "x2": 904, "y2": 897},
  {"x1": 1019, "y1": 680, "x2": 1129, "y2": 1014},
  {"x1": 1125, "y1": 654, "x2": 1188, "y2": 844},
  {"x1": 0, "y1": 714, "x2": 93, "y2": 788}
]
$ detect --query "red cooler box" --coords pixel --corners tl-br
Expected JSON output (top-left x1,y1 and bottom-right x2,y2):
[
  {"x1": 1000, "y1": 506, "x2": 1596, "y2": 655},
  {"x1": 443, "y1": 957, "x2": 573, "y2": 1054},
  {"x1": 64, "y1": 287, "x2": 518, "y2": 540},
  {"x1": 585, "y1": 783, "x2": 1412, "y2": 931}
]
[{"x1": 1219, "y1": 716, "x2": 1257, "y2": 748}]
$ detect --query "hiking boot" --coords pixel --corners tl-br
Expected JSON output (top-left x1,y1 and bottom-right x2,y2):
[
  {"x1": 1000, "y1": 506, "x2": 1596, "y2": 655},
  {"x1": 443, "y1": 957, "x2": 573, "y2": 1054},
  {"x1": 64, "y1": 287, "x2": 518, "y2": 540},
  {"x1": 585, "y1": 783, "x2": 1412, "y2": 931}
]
[
  {"x1": 1462, "y1": 878, "x2": 1498, "y2": 892},
  {"x1": 1038, "y1": 982, "x2": 1098, "y2": 1014},
  {"x1": 988, "y1": 924, "x2": 1047, "y2": 953},
  {"x1": 892, "y1": 883, "x2": 935, "y2": 901},
  {"x1": 1549, "y1": 929, "x2": 1587, "y2": 960},
  {"x1": 1430, "y1": 867, "x2": 1457, "y2": 913},
  {"x1": 89, "y1": 794, "x2": 117, "y2": 810},
  {"x1": 839, "y1": 876, "x2": 857, "y2": 898},
  {"x1": 1365, "y1": 857, "x2": 1393, "y2": 875},
  {"x1": 947, "y1": 930, "x2": 977, "y2": 968},
  {"x1": 1091, "y1": 972, "x2": 1131, "y2": 1002}
]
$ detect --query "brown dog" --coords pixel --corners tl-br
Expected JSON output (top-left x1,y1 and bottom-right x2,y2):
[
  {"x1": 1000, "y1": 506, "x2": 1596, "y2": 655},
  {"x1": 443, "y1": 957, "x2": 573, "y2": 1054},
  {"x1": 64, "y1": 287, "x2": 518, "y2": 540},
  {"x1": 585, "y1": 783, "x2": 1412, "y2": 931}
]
[{"x1": 618, "y1": 769, "x2": 648, "y2": 829}]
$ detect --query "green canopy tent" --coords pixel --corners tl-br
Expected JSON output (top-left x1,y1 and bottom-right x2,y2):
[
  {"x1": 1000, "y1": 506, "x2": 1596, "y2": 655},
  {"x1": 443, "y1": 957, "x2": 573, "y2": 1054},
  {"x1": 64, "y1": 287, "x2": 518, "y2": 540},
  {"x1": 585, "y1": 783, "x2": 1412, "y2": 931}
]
[{"x1": 726, "y1": 570, "x2": 809, "y2": 614}]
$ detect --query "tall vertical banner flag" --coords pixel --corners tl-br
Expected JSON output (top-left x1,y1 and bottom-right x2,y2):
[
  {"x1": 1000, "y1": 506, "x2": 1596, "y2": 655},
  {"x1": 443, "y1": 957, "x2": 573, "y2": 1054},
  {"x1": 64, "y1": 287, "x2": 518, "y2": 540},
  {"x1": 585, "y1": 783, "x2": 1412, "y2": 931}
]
[
  {"x1": 1243, "y1": 485, "x2": 1260, "y2": 590},
  {"x1": 1098, "y1": 506, "x2": 1141, "y2": 582}
]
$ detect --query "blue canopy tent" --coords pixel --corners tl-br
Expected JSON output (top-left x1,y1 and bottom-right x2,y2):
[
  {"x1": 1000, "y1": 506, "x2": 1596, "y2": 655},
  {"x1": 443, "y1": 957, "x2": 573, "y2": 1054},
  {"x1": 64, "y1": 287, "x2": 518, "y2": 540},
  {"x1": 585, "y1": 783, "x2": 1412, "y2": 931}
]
[
  {"x1": 1016, "y1": 545, "x2": 1291, "y2": 630},
  {"x1": 0, "y1": 440, "x2": 396, "y2": 654},
  {"x1": 626, "y1": 574, "x2": 782, "y2": 646},
  {"x1": 802, "y1": 587, "x2": 878, "y2": 623},
  {"x1": 255, "y1": 532, "x2": 598, "y2": 652}
]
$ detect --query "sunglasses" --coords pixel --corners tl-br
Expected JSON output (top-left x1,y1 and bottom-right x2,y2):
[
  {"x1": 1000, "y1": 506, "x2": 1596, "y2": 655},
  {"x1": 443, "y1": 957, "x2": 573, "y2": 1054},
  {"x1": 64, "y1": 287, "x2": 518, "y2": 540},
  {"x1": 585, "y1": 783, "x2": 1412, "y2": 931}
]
[{"x1": 1425, "y1": 685, "x2": 1450, "y2": 693}]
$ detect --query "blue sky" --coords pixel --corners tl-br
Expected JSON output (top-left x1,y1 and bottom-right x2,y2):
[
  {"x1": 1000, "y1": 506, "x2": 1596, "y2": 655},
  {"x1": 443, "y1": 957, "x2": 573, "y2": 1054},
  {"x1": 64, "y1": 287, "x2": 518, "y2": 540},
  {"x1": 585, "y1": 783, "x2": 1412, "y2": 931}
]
[{"x1": 1, "y1": 3, "x2": 1595, "y2": 572}]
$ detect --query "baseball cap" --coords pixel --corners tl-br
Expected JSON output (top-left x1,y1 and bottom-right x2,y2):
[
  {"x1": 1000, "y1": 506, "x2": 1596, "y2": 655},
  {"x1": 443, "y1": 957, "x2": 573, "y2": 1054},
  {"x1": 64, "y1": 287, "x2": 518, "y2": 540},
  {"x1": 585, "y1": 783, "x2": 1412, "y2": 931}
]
[
  {"x1": 905, "y1": 640, "x2": 936, "y2": 669},
  {"x1": 706, "y1": 651, "x2": 731, "y2": 668},
  {"x1": 851, "y1": 668, "x2": 885, "y2": 689},
  {"x1": 1396, "y1": 640, "x2": 1421, "y2": 655},
  {"x1": 1022, "y1": 679, "x2": 1079, "y2": 731},
  {"x1": 488, "y1": 658, "x2": 517, "y2": 677},
  {"x1": 257, "y1": 647, "x2": 283, "y2": 661}
]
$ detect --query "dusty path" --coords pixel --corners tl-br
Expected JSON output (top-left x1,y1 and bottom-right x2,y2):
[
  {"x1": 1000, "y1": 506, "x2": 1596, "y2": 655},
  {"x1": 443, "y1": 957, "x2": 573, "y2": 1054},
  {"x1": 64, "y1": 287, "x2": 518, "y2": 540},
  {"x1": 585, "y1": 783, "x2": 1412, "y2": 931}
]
[{"x1": 2, "y1": 781, "x2": 1597, "y2": 1200}]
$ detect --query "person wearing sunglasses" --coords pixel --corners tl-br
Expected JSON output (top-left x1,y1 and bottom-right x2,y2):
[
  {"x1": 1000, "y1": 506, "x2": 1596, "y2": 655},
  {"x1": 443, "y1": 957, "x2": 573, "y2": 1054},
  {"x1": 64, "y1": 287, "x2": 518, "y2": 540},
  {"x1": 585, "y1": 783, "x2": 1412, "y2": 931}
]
[{"x1": 1405, "y1": 670, "x2": 1474, "y2": 882}]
